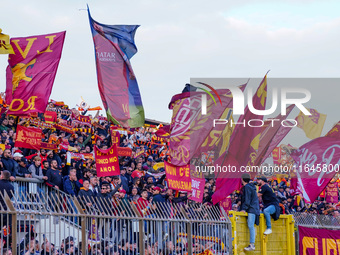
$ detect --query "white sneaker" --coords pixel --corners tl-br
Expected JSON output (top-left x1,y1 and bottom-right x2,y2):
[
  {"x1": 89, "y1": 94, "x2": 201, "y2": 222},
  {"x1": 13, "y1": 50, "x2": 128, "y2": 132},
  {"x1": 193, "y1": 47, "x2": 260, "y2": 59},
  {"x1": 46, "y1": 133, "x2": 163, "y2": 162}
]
[
  {"x1": 244, "y1": 244, "x2": 255, "y2": 251},
  {"x1": 264, "y1": 228, "x2": 272, "y2": 235}
]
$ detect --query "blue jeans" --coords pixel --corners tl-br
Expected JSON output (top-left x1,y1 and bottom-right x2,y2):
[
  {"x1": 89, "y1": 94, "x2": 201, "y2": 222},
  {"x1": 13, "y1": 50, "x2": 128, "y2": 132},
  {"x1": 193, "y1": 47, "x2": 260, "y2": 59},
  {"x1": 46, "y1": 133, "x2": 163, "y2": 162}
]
[
  {"x1": 263, "y1": 205, "x2": 276, "y2": 229},
  {"x1": 247, "y1": 213, "x2": 256, "y2": 244}
]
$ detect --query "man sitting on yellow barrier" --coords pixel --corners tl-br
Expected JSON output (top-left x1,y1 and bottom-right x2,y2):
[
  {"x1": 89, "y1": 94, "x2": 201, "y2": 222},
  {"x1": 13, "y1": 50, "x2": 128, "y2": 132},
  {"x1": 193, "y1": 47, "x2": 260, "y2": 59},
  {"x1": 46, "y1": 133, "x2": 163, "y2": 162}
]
[
  {"x1": 240, "y1": 173, "x2": 260, "y2": 251},
  {"x1": 257, "y1": 176, "x2": 280, "y2": 235}
]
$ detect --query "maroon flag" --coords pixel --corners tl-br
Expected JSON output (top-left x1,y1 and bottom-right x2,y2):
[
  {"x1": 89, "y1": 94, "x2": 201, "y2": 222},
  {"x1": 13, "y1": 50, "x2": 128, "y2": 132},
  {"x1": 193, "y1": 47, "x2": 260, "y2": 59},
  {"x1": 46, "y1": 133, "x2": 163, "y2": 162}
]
[
  {"x1": 290, "y1": 137, "x2": 340, "y2": 203},
  {"x1": 212, "y1": 75, "x2": 268, "y2": 204},
  {"x1": 5, "y1": 32, "x2": 65, "y2": 115},
  {"x1": 211, "y1": 153, "x2": 242, "y2": 204},
  {"x1": 253, "y1": 105, "x2": 295, "y2": 165},
  {"x1": 168, "y1": 85, "x2": 246, "y2": 166},
  {"x1": 155, "y1": 125, "x2": 170, "y2": 138},
  {"x1": 15, "y1": 125, "x2": 42, "y2": 150},
  {"x1": 261, "y1": 125, "x2": 294, "y2": 165}
]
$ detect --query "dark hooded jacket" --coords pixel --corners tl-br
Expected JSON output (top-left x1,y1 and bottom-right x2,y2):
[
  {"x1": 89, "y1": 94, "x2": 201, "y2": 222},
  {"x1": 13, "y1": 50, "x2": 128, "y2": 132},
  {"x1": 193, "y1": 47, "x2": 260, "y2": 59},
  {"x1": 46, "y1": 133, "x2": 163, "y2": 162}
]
[
  {"x1": 63, "y1": 175, "x2": 81, "y2": 196},
  {"x1": 241, "y1": 182, "x2": 260, "y2": 215}
]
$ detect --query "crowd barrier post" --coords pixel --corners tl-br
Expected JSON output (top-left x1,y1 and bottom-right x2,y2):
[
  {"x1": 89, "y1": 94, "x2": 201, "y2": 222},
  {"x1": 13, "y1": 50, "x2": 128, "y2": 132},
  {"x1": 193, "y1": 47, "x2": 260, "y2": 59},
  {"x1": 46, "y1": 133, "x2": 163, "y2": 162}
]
[
  {"x1": 259, "y1": 213, "x2": 266, "y2": 254},
  {"x1": 180, "y1": 206, "x2": 193, "y2": 255},
  {"x1": 4, "y1": 191, "x2": 17, "y2": 255},
  {"x1": 130, "y1": 202, "x2": 145, "y2": 253},
  {"x1": 72, "y1": 197, "x2": 87, "y2": 254},
  {"x1": 220, "y1": 207, "x2": 233, "y2": 253}
]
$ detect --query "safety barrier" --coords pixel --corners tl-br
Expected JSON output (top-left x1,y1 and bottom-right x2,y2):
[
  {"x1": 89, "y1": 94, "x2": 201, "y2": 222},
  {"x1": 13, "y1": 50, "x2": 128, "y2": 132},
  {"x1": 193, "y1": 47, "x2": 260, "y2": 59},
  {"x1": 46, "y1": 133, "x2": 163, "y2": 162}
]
[
  {"x1": 12, "y1": 176, "x2": 48, "y2": 201},
  {"x1": 0, "y1": 188, "x2": 232, "y2": 255},
  {"x1": 229, "y1": 211, "x2": 295, "y2": 255}
]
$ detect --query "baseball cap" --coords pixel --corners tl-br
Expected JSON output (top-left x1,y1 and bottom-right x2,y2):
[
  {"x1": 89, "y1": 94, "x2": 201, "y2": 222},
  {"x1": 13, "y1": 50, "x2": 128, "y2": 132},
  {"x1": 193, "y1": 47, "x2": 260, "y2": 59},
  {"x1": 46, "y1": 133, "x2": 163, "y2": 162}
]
[
  {"x1": 258, "y1": 176, "x2": 268, "y2": 182},
  {"x1": 153, "y1": 187, "x2": 161, "y2": 191},
  {"x1": 20, "y1": 158, "x2": 28, "y2": 164}
]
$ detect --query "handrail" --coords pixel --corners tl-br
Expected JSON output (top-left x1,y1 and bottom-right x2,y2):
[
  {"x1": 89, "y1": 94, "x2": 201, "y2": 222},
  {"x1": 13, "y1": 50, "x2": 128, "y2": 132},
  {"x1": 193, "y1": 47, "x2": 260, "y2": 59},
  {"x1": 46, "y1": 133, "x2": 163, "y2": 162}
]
[{"x1": 14, "y1": 176, "x2": 45, "y2": 183}]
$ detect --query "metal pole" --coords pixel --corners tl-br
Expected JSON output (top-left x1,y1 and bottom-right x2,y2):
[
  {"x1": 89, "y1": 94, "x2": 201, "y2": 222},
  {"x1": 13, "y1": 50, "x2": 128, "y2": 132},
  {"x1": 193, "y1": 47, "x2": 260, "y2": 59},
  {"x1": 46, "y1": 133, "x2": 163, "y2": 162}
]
[
  {"x1": 130, "y1": 202, "x2": 144, "y2": 254},
  {"x1": 73, "y1": 197, "x2": 87, "y2": 254},
  {"x1": 4, "y1": 191, "x2": 17, "y2": 255}
]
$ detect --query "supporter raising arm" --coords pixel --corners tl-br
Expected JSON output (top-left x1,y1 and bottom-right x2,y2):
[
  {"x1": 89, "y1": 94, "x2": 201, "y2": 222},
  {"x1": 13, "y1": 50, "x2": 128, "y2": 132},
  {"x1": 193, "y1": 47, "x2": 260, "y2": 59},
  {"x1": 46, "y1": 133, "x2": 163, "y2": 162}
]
[{"x1": 25, "y1": 148, "x2": 49, "y2": 167}]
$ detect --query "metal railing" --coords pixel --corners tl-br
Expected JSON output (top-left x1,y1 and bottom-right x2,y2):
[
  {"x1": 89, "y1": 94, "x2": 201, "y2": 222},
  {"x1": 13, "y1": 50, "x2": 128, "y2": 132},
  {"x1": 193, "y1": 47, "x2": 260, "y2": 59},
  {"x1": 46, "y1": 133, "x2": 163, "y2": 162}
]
[
  {"x1": 13, "y1": 176, "x2": 48, "y2": 203},
  {"x1": 0, "y1": 189, "x2": 232, "y2": 255}
]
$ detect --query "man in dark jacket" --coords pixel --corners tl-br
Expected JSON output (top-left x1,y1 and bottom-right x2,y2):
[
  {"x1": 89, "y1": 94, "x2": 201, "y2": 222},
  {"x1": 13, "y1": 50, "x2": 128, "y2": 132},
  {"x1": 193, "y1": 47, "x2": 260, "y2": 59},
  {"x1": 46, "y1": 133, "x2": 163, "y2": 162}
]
[
  {"x1": 152, "y1": 186, "x2": 166, "y2": 203},
  {"x1": 17, "y1": 157, "x2": 31, "y2": 178},
  {"x1": 63, "y1": 168, "x2": 81, "y2": 196},
  {"x1": 46, "y1": 160, "x2": 63, "y2": 190},
  {"x1": 120, "y1": 168, "x2": 130, "y2": 192},
  {"x1": 257, "y1": 176, "x2": 280, "y2": 235},
  {"x1": 1, "y1": 149, "x2": 17, "y2": 181},
  {"x1": 0, "y1": 170, "x2": 14, "y2": 226},
  {"x1": 240, "y1": 173, "x2": 260, "y2": 251}
]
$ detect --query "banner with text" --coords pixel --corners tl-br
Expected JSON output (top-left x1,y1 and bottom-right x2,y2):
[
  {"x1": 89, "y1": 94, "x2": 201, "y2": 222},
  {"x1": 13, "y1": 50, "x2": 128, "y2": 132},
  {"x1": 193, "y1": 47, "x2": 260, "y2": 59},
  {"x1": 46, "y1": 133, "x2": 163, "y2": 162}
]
[
  {"x1": 95, "y1": 144, "x2": 120, "y2": 177},
  {"x1": 189, "y1": 178, "x2": 205, "y2": 203},
  {"x1": 15, "y1": 125, "x2": 42, "y2": 150},
  {"x1": 299, "y1": 226, "x2": 340, "y2": 255},
  {"x1": 164, "y1": 161, "x2": 191, "y2": 191}
]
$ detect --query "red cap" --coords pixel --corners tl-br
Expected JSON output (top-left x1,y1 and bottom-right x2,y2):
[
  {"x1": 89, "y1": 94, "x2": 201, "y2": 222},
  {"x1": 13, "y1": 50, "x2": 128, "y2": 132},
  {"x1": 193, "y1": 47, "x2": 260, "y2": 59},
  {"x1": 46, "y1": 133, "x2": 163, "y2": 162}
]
[
  {"x1": 120, "y1": 189, "x2": 126, "y2": 194},
  {"x1": 153, "y1": 187, "x2": 161, "y2": 191}
]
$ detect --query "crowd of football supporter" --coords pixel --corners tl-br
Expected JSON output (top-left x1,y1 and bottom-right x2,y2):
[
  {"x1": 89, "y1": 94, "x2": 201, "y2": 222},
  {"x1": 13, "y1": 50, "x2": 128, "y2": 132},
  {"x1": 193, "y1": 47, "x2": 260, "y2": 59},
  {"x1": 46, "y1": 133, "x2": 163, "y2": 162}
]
[{"x1": 0, "y1": 102, "x2": 339, "y2": 254}]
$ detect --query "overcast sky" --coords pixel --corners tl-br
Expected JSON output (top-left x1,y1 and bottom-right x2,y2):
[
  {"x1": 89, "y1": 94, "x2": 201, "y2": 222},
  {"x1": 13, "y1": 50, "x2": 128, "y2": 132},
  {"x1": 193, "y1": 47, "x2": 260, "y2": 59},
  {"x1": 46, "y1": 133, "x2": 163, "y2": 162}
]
[{"x1": 1, "y1": 0, "x2": 339, "y2": 147}]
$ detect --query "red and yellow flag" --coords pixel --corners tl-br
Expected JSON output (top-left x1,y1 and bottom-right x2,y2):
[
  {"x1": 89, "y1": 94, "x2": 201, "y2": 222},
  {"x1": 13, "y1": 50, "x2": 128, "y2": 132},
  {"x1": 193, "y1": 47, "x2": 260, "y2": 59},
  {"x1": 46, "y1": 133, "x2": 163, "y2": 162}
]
[
  {"x1": 212, "y1": 75, "x2": 268, "y2": 204},
  {"x1": 15, "y1": 125, "x2": 42, "y2": 150},
  {"x1": 295, "y1": 108, "x2": 326, "y2": 139},
  {"x1": 5, "y1": 31, "x2": 65, "y2": 116},
  {"x1": 0, "y1": 28, "x2": 14, "y2": 54}
]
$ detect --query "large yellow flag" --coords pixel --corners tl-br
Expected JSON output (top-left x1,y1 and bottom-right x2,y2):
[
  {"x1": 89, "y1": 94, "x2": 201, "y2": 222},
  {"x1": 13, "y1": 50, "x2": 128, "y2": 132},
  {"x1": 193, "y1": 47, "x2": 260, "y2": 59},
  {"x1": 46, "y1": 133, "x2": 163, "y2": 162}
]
[
  {"x1": 295, "y1": 108, "x2": 327, "y2": 139},
  {"x1": 0, "y1": 29, "x2": 14, "y2": 54}
]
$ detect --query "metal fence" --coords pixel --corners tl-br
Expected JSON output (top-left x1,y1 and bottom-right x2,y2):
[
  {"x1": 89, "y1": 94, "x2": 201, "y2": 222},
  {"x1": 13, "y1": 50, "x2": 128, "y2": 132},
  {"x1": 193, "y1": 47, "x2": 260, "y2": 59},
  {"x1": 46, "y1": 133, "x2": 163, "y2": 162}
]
[
  {"x1": 0, "y1": 184, "x2": 232, "y2": 255},
  {"x1": 293, "y1": 212, "x2": 340, "y2": 229}
]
